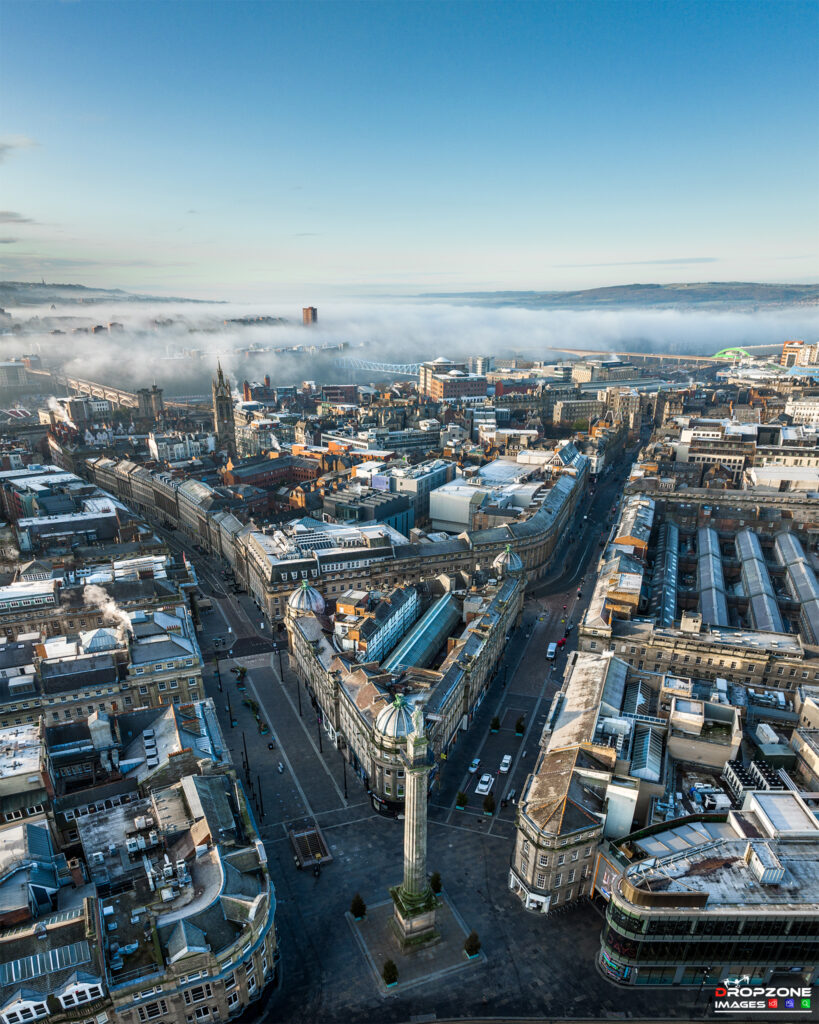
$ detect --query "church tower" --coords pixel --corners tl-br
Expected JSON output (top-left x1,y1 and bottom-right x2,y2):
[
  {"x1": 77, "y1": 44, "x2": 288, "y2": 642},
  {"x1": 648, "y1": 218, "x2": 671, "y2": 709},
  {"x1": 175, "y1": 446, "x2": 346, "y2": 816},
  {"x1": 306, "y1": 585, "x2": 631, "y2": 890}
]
[{"x1": 212, "y1": 361, "x2": 236, "y2": 455}]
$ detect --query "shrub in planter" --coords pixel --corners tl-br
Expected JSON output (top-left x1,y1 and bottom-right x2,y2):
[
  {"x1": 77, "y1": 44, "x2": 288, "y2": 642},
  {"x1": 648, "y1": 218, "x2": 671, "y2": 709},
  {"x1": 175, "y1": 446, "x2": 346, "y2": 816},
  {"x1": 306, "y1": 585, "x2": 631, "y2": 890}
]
[
  {"x1": 382, "y1": 959, "x2": 398, "y2": 986},
  {"x1": 429, "y1": 871, "x2": 442, "y2": 894},
  {"x1": 350, "y1": 893, "x2": 366, "y2": 919},
  {"x1": 515, "y1": 716, "x2": 525, "y2": 735},
  {"x1": 483, "y1": 793, "x2": 495, "y2": 815},
  {"x1": 490, "y1": 715, "x2": 500, "y2": 732},
  {"x1": 455, "y1": 791, "x2": 468, "y2": 808},
  {"x1": 464, "y1": 931, "x2": 481, "y2": 957}
]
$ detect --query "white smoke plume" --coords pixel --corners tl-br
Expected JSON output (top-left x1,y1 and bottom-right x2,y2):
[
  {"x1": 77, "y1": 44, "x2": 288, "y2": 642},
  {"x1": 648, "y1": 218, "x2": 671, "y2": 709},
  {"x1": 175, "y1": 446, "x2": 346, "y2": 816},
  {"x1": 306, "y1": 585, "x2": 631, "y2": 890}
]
[{"x1": 83, "y1": 584, "x2": 132, "y2": 638}]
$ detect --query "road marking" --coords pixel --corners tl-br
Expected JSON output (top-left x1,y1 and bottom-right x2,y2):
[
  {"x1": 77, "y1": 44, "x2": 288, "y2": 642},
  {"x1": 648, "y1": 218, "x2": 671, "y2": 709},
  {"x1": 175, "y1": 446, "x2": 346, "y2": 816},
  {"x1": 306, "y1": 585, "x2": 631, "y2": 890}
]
[
  {"x1": 266, "y1": 654, "x2": 349, "y2": 806},
  {"x1": 239, "y1": 667, "x2": 317, "y2": 819},
  {"x1": 430, "y1": 819, "x2": 509, "y2": 842}
]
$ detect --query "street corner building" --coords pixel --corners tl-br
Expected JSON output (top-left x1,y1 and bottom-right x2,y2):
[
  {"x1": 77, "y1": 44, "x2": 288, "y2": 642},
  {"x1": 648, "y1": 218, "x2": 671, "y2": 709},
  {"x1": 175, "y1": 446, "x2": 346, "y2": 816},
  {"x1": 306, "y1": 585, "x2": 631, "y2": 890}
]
[
  {"x1": 0, "y1": 712, "x2": 277, "y2": 1024},
  {"x1": 285, "y1": 553, "x2": 525, "y2": 814}
]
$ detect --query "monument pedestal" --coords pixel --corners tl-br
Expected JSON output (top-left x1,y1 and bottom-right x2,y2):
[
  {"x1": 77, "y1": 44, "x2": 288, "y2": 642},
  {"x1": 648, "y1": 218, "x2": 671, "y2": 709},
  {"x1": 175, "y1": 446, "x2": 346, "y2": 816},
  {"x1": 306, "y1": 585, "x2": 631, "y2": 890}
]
[{"x1": 390, "y1": 885, "x2": 439, "y2": 951}]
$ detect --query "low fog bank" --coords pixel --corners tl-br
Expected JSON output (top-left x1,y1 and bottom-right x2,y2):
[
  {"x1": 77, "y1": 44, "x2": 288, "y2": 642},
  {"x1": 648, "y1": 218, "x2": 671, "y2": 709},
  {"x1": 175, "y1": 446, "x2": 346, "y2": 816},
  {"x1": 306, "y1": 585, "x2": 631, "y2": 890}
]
[{"x1": 5, "y1": 300, "x2": 818, "y2": 394}]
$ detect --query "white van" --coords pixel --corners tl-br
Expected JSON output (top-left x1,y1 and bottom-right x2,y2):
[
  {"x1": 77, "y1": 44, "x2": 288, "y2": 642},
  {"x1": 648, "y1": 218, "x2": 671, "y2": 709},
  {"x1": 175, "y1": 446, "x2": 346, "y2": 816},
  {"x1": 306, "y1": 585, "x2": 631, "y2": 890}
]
[{"x1": 546, "y1": 642, "x2": 557, "y2": 660}]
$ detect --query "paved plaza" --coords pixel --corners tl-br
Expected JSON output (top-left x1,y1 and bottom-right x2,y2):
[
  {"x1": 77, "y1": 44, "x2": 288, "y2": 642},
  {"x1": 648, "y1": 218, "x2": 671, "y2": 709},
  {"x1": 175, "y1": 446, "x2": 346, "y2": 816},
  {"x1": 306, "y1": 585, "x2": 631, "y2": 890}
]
[{"x1": 348, "y1": 894, "x2": 481, "y2": 996}]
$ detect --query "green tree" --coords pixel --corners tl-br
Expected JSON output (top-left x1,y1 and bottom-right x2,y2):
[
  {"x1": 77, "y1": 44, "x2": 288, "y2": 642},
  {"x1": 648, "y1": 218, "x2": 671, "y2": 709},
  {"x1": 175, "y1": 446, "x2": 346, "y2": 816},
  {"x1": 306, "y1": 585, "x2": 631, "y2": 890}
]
[
  {"x1": 382, "y1": 959, "x2": 398, "y2": 985},
  {"x1": 429, "y1": 871, "x2": 442, "y2": 894},
  {"x1": 456, "y1": 790, "x2": 468, "y2": 808},
  {"x1": 464, "y1": 931, "x2": 481, "y2": 957},
  {"x1": 515, "y1": 715, "x2": 525, "y2": 734},
  {"x1": 490, "y1": 715, "x2": 500, "y2": 731},
  {"x1": 483, "y1": 793, "x2": 496, "y2": 815}
]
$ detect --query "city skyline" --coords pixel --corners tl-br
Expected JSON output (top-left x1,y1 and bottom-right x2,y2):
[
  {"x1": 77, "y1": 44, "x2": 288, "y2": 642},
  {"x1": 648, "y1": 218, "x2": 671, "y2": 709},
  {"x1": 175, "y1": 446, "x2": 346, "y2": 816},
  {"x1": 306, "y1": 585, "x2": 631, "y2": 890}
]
[{"x1": 1, "y1": 0, "x2": 817, "y2": 299}]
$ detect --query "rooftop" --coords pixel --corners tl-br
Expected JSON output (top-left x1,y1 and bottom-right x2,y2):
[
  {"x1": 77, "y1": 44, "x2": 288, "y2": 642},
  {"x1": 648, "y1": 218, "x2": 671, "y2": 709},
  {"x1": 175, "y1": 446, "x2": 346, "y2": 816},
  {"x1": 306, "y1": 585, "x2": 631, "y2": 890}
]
[{"x1": 0, "y1": 722, "x2": 41, "y2": 781}]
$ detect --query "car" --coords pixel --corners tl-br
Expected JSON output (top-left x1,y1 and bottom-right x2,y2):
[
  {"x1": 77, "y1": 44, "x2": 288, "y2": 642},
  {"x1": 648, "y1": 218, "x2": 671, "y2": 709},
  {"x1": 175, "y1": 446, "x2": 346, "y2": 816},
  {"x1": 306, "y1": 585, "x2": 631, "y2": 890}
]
[
  {"x1": 546, "y1": 642, "x2": 557, "y2": 660},
  {"x1": 500, "y1": 754, "x2": 512, "y2": 773},
  {"x1": 475, "y1": 773, "x2": 493, "y2": 795},
  {"x1": 468, "y1": 758, "x2": 481, "y2": 774}
]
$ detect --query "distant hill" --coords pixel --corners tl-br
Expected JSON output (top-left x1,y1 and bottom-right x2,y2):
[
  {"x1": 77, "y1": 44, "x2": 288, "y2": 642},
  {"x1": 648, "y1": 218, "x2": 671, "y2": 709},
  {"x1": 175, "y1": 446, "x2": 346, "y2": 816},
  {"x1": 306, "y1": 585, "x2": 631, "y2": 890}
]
[
  {"x1": 0, "y1": 280, "x2": 212, "y2": 308},
  {"x1": 419, "y1": 282, "x2": 819, "y2": 310}
]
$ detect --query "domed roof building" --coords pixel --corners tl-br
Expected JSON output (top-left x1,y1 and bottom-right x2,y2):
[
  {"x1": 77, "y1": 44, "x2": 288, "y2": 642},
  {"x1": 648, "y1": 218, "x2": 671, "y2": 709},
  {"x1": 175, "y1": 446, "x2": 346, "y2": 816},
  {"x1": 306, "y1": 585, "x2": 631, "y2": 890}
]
[
  {"x1": 375, "y1": 694, "x2": 415, "y2": 739},
  {"x1": 287, "y1": 580, "x2": 326, "y2": 616},
  {"x1": 493, "y1": 544, "x2": 524, "y2": 578}
]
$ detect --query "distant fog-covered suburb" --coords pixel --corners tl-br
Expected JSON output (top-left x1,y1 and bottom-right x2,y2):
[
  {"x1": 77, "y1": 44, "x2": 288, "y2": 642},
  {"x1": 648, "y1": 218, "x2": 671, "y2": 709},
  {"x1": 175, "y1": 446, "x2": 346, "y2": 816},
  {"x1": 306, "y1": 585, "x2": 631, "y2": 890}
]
[{"x1": 5, "y1": 299, "x2": 819, "y2": 394}]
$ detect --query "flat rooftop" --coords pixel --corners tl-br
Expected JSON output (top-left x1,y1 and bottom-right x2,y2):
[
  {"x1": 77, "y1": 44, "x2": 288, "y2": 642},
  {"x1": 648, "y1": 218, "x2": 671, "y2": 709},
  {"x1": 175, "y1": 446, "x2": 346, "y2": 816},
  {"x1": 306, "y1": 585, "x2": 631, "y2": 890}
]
[
  {"x1": 0, "y1": 722, "x2": 41, "y2": 780},
  {"x1": 624, "y1": 837, "x2": 819, "y2": 909}
]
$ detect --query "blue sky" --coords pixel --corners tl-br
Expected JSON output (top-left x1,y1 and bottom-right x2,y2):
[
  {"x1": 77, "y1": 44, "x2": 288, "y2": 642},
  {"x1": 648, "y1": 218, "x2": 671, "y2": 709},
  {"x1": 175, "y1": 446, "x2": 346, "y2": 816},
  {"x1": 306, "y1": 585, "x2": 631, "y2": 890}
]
[{"x1": 1, "y1": 0, "x2": 817, "y2": 299}]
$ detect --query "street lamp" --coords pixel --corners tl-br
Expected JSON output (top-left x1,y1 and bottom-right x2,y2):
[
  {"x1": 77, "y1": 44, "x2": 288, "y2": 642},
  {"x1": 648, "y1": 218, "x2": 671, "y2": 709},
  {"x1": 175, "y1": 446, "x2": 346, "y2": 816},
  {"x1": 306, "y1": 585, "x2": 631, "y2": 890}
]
[{"x1": 316, "y1": 713, "x2": 323, "y2": 754}]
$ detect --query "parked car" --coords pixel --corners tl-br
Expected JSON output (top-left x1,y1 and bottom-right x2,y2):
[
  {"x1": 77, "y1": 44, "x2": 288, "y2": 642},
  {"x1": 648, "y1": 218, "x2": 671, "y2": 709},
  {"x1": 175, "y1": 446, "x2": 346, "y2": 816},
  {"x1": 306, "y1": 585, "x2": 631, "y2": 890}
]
[
  {"x1": 546, "y1": 642, "x2": 557, "y2": 660},
  {"x1": 499, "y1": 754, "x2": 512, "y2": 773},
  {"x1": 468, "y1": 757, "x2": 481, "y2": 774},
  {"x1": 475, "y1": 773, "x2": 494, "y2": 795}
]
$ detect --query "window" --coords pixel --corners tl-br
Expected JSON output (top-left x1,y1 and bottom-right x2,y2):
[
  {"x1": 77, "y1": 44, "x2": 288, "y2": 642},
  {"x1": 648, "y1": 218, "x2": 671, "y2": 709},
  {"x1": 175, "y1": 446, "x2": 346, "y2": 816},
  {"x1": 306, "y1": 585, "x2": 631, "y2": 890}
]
[
  {"x1": 170, "y1": 680, "x2": 178, "y2": 689},
  {"x1": 557, "y1": 854, "x2": 565, "y2": 866},
  {"x1": 224, "y1": 974, "x2": 235, "y2": 992},
  {"x1": 568, "y1": 869, "x2": 576, "y2": 883},
  {"x1": 554, "y1": 873, "x2": 562, "y2": 887},
  {"x1": 139, "y1": 687, "x2": 148, "y2": 695},
  {"x1": 536, "y1": 872, "x2": 546, "y2": 888},
  {"x1": 570, "y1": 849, "x2": 579, "y2": 861},
  {"x1": 137, "y1": 1002, "x2": 167, "y2": 1022},
  {"x1": 538, "y1": 854, "x2": 548, "y2": 867},
  {"x1": 226, "y1": 994, "x2": 239, "y2": 1010},
  {"x1": 184, "y1": 986, "x2": 212, "y2": 1006},
  {"x1": 193, "y1": 1010, "x2": 209, "y2": 1021},
  {"x1": 584, "y1": 845, "x2": 593, "y2": 857}
]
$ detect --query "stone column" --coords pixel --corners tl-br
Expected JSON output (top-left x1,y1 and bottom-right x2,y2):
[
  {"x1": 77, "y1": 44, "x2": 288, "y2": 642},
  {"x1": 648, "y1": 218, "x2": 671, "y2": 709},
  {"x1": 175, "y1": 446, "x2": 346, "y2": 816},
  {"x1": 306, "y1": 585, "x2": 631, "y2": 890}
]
[
  {"x1": 391, "y1": 706, "x2": 437, "y2": 948},
  {"x1": 401, "y1": 728, "x2": 429, "y2": 903}
]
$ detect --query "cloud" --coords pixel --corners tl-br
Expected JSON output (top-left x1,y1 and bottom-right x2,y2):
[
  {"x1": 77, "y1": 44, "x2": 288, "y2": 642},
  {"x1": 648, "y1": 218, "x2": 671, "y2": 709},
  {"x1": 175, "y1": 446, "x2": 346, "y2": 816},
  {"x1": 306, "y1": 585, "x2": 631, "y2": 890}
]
[
  {"x1": 557, "y1": 257, "x2": 719, "y2": 268},
  {"x1": 0, "y1": 253, "x2": 190, "y2": 273},
  {"x1": 0, "y1": 136, "x2": 37, "y2": 164},
  {"x1": 0, "y1": 238, "x2": 18, "y2": 245},
  {"x1": 0, "y1": 211, "x2": 36, "y2": 225},
  {"x1": 292, "y1": 232, "x2": 321, "y2": 237}
]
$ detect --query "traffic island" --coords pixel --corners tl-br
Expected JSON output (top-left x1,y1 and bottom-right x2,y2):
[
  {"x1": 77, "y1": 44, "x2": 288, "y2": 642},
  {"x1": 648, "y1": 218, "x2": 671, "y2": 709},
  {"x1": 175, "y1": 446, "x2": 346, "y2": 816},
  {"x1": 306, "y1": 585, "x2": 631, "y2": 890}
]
[{"x1": 347, "y1": 893, "x2": 484, "y2": 995}]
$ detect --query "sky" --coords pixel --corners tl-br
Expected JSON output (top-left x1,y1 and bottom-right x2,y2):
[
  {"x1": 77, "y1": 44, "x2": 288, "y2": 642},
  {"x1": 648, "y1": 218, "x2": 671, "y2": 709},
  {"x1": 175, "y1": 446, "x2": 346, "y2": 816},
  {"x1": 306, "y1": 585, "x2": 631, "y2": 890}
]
[{"x1": 1, "y1": 0, "x2": 817, "y2": 300}]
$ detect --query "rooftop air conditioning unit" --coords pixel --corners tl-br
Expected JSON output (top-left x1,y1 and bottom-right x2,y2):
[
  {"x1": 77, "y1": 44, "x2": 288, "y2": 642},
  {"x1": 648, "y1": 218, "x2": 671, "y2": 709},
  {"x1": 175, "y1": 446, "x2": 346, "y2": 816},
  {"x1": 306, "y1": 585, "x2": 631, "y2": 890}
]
[{"x1": 126, "y1": 837, "x2": 139, "y2": 854}]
